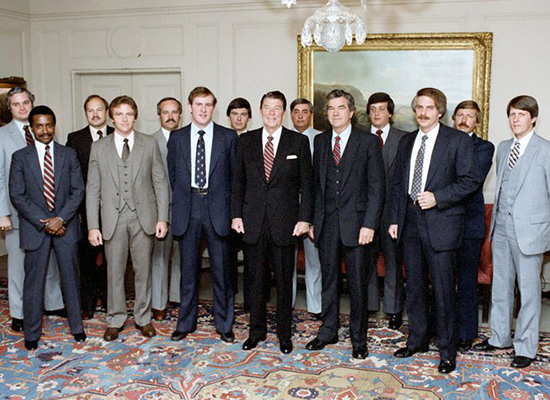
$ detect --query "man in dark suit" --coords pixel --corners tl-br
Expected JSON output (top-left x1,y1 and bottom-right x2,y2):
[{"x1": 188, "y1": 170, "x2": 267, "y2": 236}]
[
  {"x1": 452, "y1": 100, "x2": 494, "y2": 352},
  {"x1": 365, "y1": 92, "x2": 407, "y2": 330},
  {"x1": 168, "y1": 87, "x2": 237, "y2": 343},
  {"x1": 389, "y1": 88, "x2": 480, "y2": 373},
  {"x1": 9, "y1": 105, "x2": 86, "y2": 350},
  {"x1": 305, "y1": 89, "x2": 385, "y2": 359},
  {"x1": 232, "y1": 90, "x2": 313, "y2": 354},
  {"x1": 66, "y1": 94, "x2": 114, "y2": 320}
]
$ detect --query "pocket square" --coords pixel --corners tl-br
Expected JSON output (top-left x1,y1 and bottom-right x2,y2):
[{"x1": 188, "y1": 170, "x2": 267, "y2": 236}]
[{"x1": 287, "y1": 155, "x2": 298, "y2": 159}]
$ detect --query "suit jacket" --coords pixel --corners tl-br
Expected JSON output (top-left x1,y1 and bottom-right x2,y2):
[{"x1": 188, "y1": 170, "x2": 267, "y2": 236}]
[
  {"x1": 0, "y1": 120, "x2": 27, "y2": 229},
  {"x1": 490, "y1": 133, "x2": 550, "y2": 255},
  {"x1": 231, "y1": 126, "x2": 313, "y2": 246},
  {"x1": 464, "y1": 134, "x2": 494, "y2": 239},
  {"x1": 313, "y1": 126, "x2": 385, "y2": 247},
  {"x1": 86, "y1": 131, "x2": 170, "y2": 241},
  {"x1": 9, "y1": 141, "x2": 84, "y2": 250},
  {"x1": 390, "y1": 123, "x2": 481, "y2": 251},
  {"x1": 167, "y1": 123, "x2": 237, "y2": 237}
]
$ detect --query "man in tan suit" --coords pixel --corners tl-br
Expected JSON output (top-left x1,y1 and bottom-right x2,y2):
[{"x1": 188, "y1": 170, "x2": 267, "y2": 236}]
[{"x1": 86, "y1": 95, "x2": 170, "y2": 341}]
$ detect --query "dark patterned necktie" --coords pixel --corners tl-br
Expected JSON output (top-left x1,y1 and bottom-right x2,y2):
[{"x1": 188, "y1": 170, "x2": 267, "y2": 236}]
[
  {"x1": 376, "y1": 129, "x2": 384, "y2": 148},
  {"x1": 43, "y1": 145, "x2": 55, "y2": 211},
  {"x1": 508, "y1": 140, "x2": 520, "y2": 170},
  {"x1": 122, "y1": 138, "x2": 130, "y2": 163},
  {"x1": 196, "y1": 130, "x2": 206, "y2": 188},
  {"x1": 333, "y1": 135, "x2": 341, "y2": 166},
  {"x1": 410, "y1": 134, "x2": 428, "y2": 202},
  {"x1": 24, "y1": 125, "x2": 34, "y2": 146},
  {"x1": 264, "y1": 135, "x2": 274, "y2": 181}
]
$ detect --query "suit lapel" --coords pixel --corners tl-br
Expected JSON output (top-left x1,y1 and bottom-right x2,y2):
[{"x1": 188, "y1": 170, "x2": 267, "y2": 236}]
[
  {"x1": 341, "y1": 129, "x2": 360, "y2": 186},
  {"x1": 131, "y1": 133, "x2": 145, "y2": 183},
  {"x1": 252, "y1": 130, "x2": 266, "y2": 182},
  {"x1": 52, "y1": 142, "x2": 65, "y2": 195},
  {"x1": 106, "y1": 135, "x2": 120, "y2": 189},
  {"x1": 28, "y1": 146, "x2": 45, "y2": 196},
  {"x1": 268, "y1": 128, "x2": 291, "y2": 183},
  {"x1": 209, "y1": 124, "x2": 222, "y2": 175},
  {"x1": 319, "y1": 132, "x2": 330, "y2": 194},
  {"x1": 385, "y1": 127, "x2": 400, "y2": 173},
  {"x1": 425, "y1": 127, "x2": 450, "y2": 189},
  {"x1": 494, "y1": 140, "x2": 511, "y2": 200},
  {"x1": 181, "y1": 125, "x2": 192, "y2": 174},
  {"x1": 514, "y1": 134, "x2": 541, "y2": 197},
  {"x1": 402, "y1": 132, "x2": 417, "y2": 188}
]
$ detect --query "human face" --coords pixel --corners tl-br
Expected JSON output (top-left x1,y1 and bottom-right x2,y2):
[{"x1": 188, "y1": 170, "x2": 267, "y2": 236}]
[
  {"x1": 327, "y1": 97, "x2": 354, "y2": 134},
  {"x1": 31, "y1": 114, "x2": 55, "y2": 145},
  {"x1": 9, "y1": 92, "x2": 33, "y2": 122},
  {"x1": 189, "y1": 95, "x2": 215, "y2": 129},
  {"x1": 159, "y1": 100, "x2": 182, "y2": 131},
  {"x1": 229, "y1": 108, "x2": 250, "y2": 134},
  {"x1": 415, "y1": 96, "x2": 441, "y2": 132},
  {"x1": 508, "y1": 106, "x2": 537, "y2": 139},
  {"x1": 85, "y1": 97, "x2": 107, "y2": 129},
  {"x1": 453, "y1": 108, "x2": 478, "y2": 134},
  {"x1": 111, "y1": 104, "x2": 136, "y2": 137},
  {"x1": 260, "y1": 98, "x2": 285, "y2": 134},
  {"x1": 291, "y1": 104, "x2": 313, "y2": 133},
  {"x1": 368, "y1": 102, "x2": 392, "y2": 129}
]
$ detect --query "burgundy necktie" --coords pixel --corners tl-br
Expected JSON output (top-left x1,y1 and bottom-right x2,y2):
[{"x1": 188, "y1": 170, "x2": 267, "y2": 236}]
[
  {"x1": 264, "y1": 135, "x2": 274, "y2": 180},
  {"x1": 24, "y1": 125, "x2": 34, "y2": 146},
  {"x1": 376, "y1": 129, "x2": 384, "y2": 148},
  {"x1": 43, "y1": 145, "x2": 55, "y2": 211},
  {"x1": 333, "y1": 135, "x2": 341, "y2": 166}
]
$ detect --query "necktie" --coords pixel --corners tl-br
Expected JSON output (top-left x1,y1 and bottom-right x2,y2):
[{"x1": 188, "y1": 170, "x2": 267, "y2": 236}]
[
  {"x1": 376, "y1": 129, "x2": 384, "y2": 148},
  {"x1": 122, "y1": 138, "x2": 130, "y2": 163},
  {"x1": 195, "y1": 130, "x2": 206, "y2": 188},
  {"x1": 410, "y1": 134, "x2": 429, "y2": 202},
  {"x1": 264, "y1": 135, "x2": 274, "y2": 181},
  {"x1": 508, "y1": 140, "x2": 520, "y2": 170},
  {"x1": 24, "y1": 125, "x2": 34, "y2": 146},
  {"x1": 96, "y1": 130, "x2": 103, "y2": 140},
  {"x1": 333, "y1": 135, "x2": 341, "y2": 166},
  {"x1": 43, "y1": 144, "x2": 55, "y2": 211}
]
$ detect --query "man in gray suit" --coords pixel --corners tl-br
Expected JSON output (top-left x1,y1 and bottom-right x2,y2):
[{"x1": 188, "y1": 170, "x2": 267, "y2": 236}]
[
  {"x1": 474, "y1": 95, "x2": 550, "y2": 369},
  {"x1": 151, "y1": 97, "x2": 182, "y2": 320},
  {"x1": 0, "y1": 87, "x2": 64, "y2": 332},
  {"x1": 87, "y1": 95, "x2": 170, "y2": 341}
]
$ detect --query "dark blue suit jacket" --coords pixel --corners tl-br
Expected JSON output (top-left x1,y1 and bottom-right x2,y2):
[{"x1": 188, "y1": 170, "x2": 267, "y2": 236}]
[
  {"x1": 9, "y1": 142, "x2": 84, "y2": 250},
  {"x1": 167, "y1": 123, "x2": 237, "y2": 237}
]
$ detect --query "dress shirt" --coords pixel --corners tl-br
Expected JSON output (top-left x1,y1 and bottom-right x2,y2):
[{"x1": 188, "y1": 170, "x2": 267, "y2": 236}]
[
  {"x1": 114, "y1": 131, "x2": 135, "y2": 158},
  {"x1": 90, "y1": 126, "x2": 106, "y2": 141},
  {"x1": 331, "y1": 124, "x2": 352, "y2": 156},
  {"x1": 35, "y1": 140, "x2": 55, "y2": 178},
  {"x1": 191, "y1": 122, "x2": 213, "y2": 188},
  {"x1": 370, "y1": 123, "x2": 390, "y2": 145},
  {"x1": 262, "y1": 126, "x2": 283, "y2": 158},
  {"x1": 511, "y1": 130, "x2": 534, "y2": 158},
  {"x1": 408, "y1": 124, "x2": 440, "y2": 194},
  {"x1": 13, "y1": 119, "x2": 32, "y2": 141},
  {"x1": 161, "y1": 127, "x2": 171, "y2": 143},
  {"x1": 294, "y1": 126, "x2": 320, "y2": 159}
]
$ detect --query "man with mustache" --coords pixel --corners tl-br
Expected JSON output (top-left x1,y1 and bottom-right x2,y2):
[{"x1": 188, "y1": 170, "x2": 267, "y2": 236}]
[{"x1": 451, "y1": 101, "x2": 494, "y2": 352}]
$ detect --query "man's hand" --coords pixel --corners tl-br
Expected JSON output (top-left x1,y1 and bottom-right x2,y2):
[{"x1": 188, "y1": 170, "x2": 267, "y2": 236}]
[
  {"x1": 232, "y1": 218, "x2": 245, "y2": 234},
  {"x1": 358, "y1": 227, "x2": 375, "y2": 245},
  {"x1": 417, "y1": 191, "x2": 437, "y2": 210},
  {"x1": 156, "y1": 222, "x2": 168, "y2": 239},
  {"x1": 40, "y1": 217, "x2": 64, "y2": 235},
  {"x1": 308, "y1": 226, "x2": 314, "y2": 241},
  {"x1": 0, "y1": 216, "x2": 13, "y2": 232},
  {"x1": 293, "y1": 221, "x2": 310, "y2": 237},
  {"x1": 89, "y1": 229, "x2": 103, "y2": 246},
  {"x1": 388, "y1": 224, "x2": 398, "y2": 239}
]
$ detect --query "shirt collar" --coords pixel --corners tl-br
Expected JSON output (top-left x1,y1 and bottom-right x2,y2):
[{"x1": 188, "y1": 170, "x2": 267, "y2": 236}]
[
  {"x1": 514, "y1": 130, "x2": 535, "y2": 148},
  {"x1": 370, "y1": 123, "x2": 389, "y2": 135},
  {"x1": 332, "y1": 123, "x2": 352, "y2": 141},
  {"x1": 191, "y1": 122, "x2": 213, "y2": 136},
  {"x1": 263, "y1": 126, "x2": 282, "y2": 139}
]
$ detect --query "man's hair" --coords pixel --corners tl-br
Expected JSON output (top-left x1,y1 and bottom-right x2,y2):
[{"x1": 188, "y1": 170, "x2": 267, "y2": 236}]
[
  {"x1": 290, "y1": 98, "x2": 313, "y2": 112},
  {"x1": 226, "y1": 97, "x2": 252, "y2": 118},
  {"x1": 260, "y1": 91, "x2": 287, "y2": 111},
  {"x1": 6, "y1": 86, "x2": 35, "y2": 109},
  {"x1": 325, "y1": 89, "x2": 356, "y2": 113},
  {"x1": 453, "y1": 100, "x2": 481, "y2": 123},
  {"x1": 188, "y1": 86, "x2": 217, "y2": 107},
  {"x1": 156, "y1": 97, "x2": 183, "y2": 115},
  {"x1": 507, "y1": 95, "x2": 538, "y2": 126},
  {"x1": 28, "y1": 105, "x2": 56, "y2": 126},
  {"x1": 84, "y1": 94, "x2": 108, "y2": 111},
  {"x1": 108, "y1": 95, "x2": 138, "y2": 119},
  {"x1": 411, "y1": 87, "x2": 447, "y2": 117},
  {"x1": 366, "y1": 92, "x2": 395, "y2": 116}
]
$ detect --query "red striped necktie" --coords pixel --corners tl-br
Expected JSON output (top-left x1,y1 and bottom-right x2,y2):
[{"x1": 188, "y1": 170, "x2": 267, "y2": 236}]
[
  {"x1": 43, "y1": 144, "x2": 55, "y2": 211},
  {"x1": 333, "y1": 135, "x2": 341, "y2": 166},
  {"x1": 24, "y1": 125, "x2": 34, "y2": 146},
  {"x1": 264, "y1": 135, "x2": 274, "y2": 180}
]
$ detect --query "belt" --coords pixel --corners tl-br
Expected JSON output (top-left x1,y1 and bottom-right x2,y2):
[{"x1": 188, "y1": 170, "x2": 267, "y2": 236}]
[{"x1": 192, "y1": 187, "x2": 208, "y2": 195}]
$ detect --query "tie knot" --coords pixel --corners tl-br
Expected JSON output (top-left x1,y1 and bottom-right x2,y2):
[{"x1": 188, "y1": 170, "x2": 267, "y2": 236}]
[
  {"x1": 335, "y1": 135, "x2": 340, "y2": 142},
  {"x1": 268, "y1": 135, "x2": 273, "y2": 142},
  {"x1": 123, "y1": 138, "x2": 129, "y2": 144},
  {"x1": 24, "y1": 124, "x2": 29, "y2": 132},
  {"x1": 376, "y1": 129, "x2": 383, "y2": 136},
  {"x1": 421, "y1": 134, "x2": 428, "y2": 143},
  {"x1": 198, "y1": 130, "x2": 205, "y2": 137},
  {"x1": 45, "y1": 144, "x2": 50, "y2": 151}
]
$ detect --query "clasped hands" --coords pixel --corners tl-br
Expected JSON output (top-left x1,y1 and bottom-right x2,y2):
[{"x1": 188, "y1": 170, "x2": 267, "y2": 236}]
[
  {"x1": 40, "y1": 217, "x2": 66, "y2": 236},
  {"x1": 231, "y1": 218, "x2": 311, "y2": 237}
]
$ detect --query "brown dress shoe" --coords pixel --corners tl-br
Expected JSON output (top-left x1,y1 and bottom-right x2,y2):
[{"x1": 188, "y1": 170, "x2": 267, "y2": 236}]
[
  {"x1": 136, "y1": 323, "x2": 156, "y2": 337},
  {"x1": 103, "y1": 327, "x2": 122, "y2": 341},
  {"x1": 82, "y1": 310, "x2": 94, "y2": 320},
  {"x1": 152, "y1": 309, "x2": 166, "y2": 321}
]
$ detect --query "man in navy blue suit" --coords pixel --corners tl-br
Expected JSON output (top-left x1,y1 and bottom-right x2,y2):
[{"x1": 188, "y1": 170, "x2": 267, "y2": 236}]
[
  {"x1": 168, "y1": 87, "x2": 237, "y2": 343},
  {"x1": 9, "y1": 106, "x2": 86, "y2": 350}
]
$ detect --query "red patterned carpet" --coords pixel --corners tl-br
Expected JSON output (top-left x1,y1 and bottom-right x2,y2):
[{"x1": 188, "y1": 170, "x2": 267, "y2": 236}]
[{"x1": 0, "y1": 287, "x2": 549, "y2": 399}]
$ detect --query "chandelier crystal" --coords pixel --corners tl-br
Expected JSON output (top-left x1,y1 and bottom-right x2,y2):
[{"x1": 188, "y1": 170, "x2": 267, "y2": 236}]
[{"x1": 281, "y1": 0, "x2": 297, "y2": 7}]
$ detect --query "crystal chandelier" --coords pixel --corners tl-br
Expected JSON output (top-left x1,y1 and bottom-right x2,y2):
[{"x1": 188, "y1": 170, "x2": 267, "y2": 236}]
[{"x1": 282, "y1": 0, "x2": 367, "y2": 53}]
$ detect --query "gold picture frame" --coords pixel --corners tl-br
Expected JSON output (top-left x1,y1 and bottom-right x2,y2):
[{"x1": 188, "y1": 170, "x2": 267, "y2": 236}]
[{"x1": 298, "y1": 32, "x2": 493, "y2": 139}]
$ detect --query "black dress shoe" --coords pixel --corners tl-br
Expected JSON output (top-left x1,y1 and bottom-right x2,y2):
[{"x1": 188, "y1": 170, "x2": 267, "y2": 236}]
[
  {"x1": 458, "y1": 339, "x2": 473, "y2": 352},
  {"x1": 74, "y1": 332, "x2": 87, "y2": 342},
  {"x1": 242, "y1": 336, "x2": 265, "y2": 350},
  {"x1": 25, "y1": 340, "x2": 38, "y2": 350},
  {"x1": 171, "y1": 330, "x2": 195, "y2": 341},
  {"x1": 388, "y1": 313, "x2": 403, "y2": 330},
  {"x1": 473, "y1": 339, "x2": 512, "y2": 352},
  {"x1": 280, "y1": 341, "x2": 293, "y2": 354},
  {"x1": 219, "y1": 330, "x2": 235, "y2": 343},
  {"x1": 394, "y1": 346, "x2": 429, "y2": 358},
  {"x1": 305, "y1": 336, "x2": 338, "y2": 351},
  {"x1": 438, "y1": 359, "x2": 456, "y2": 374},
  {"x1": 511, "y1": 355, "x2": 534, "y2": 369},
  {"x1": 11, "y1": 318, "x2": 23, "y2": 332},
  {"x1": 352, "y1": 346, "x2": 369, "y2": 359}
]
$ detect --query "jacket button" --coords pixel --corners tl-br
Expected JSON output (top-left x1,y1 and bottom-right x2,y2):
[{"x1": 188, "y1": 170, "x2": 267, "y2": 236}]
[{"x1": 265, "y1": 186, "x2": 269, "y2": 191}]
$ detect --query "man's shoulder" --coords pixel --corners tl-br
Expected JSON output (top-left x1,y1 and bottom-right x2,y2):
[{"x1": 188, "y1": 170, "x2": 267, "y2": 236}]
[{"x1": 389, "y1": 126, "x2": 408, "y2": 137}]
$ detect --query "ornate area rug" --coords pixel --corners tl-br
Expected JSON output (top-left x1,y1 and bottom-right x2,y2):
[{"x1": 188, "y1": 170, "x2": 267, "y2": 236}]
[{"x1": 0, "y1": 287, "x2": 549, "y2": 399}]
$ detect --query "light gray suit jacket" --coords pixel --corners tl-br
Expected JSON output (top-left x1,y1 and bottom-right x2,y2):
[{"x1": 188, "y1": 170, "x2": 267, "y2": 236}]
[
  {"x1": 0, "y1": 120, "x2": 28, "y2": 229},
  {"x1": 490, "y1": 133, "x2": 550, "y2": 255},
  {"x1": 86, "y1": 131, "x2": 170, "y2": 241}
]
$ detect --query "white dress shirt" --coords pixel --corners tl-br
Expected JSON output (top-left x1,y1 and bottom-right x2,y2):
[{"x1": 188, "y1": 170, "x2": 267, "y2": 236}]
[
  {"x1": 332, "y1": 124, "x2": 352, "y2": 156},
  {"x1": 35, "y1": 140, "x2": 55, "y2": 178},
  {"x1": 370, "y1": 123, "x2": 390, "y2": 145},
  {"x1": 161, "y1": 127, "x2": 171, "y2": 143},
  {"x1": 511, "y1": 130, "x2": 534, "y2": 158},
  {"x1": 294, "y1": 126, "x2": 320, "y2": 159},
  {"x1": 90, "y1": 126, "x2": 106, "y2": 141},
  {"x1": 262, "y1": 126, "x2": 283, "y2": 158},
  {"x1": 114, "y1": 131, "x2": 135, "y2": 158},
  {"x1": 408, "y1": 124, "x2": 440, "y2": 194},
  {"x1": 191, "y1": 122, "x2": 214, "y2": 188}
]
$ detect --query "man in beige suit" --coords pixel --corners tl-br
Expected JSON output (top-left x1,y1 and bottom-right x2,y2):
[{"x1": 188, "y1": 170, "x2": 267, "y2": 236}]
[{"x1": 86, "y1": 95, "x2": 170, "y2": 341}]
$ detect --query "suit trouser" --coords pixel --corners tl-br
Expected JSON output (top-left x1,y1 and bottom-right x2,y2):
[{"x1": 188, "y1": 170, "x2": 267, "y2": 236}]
[
  {"x1": 23, "y1": 235, "x2": 83, "y2": 341},
  {"x1": 175, "y1": 193, "x2": 234, "y2": 334},
  {"x1": 402, "y1": 201, "x2": 457, "y2": 361},
  {"x1": 457, "y1": 238, "x2": 483, "y2": 341},
  {"x1": 318, "y1": 211, "x2": 372, "y2": 348},
  {"x1": 6, "y1": 229, "x2": 64, "y2": 319},
  {"x1": 292, "y1": 235, "x2": 322, "y2": 314},
  {"x1": 78, "y1": 234, "x2": 107, "y2": 312},
  {"x1": 490, "y1": 214, "x2": 542, "y2": 359},
  {"x1": 104, "y1": 205, "x2": 154, "y2": 328},
  {"x1": 169, "y1": 246, "x2": 182, "y2": 303},
  {"x1": 152, "y1": 233, "x2": 179, "y2": 310}
]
